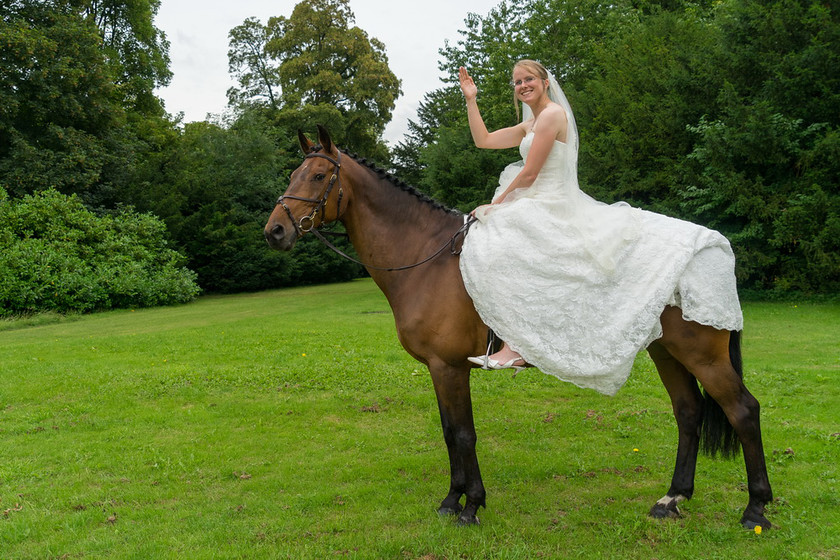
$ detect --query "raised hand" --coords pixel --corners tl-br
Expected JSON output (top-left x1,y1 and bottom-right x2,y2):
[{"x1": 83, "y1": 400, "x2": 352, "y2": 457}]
[{"x1": 459, "y1": 66, "x2": 478, "y2": 101}]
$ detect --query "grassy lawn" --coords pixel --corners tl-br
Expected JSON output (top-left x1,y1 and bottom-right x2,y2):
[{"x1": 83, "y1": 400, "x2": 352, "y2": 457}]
[{"x1": 1, "y1": 279, "x2": 838, "y2": 559}]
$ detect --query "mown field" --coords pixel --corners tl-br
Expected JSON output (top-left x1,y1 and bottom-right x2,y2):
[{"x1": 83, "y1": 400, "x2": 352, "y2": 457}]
[{"x1": 1, "y1": 279, "x2": 838, "y2": 559}]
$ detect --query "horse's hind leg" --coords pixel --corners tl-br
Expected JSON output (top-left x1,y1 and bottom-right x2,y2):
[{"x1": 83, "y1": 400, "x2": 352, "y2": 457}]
[
  {"x1": 647, "y1": 340, "x2": 704, "y2": 519},
  {"x1": 659, "y1": 309, "x2": 773, "y2": 529}
]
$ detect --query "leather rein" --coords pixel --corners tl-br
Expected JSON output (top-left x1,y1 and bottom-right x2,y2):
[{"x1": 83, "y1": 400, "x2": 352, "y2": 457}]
[{"x1": 275, "y1": 150, "x2": 475, "y2": 272}]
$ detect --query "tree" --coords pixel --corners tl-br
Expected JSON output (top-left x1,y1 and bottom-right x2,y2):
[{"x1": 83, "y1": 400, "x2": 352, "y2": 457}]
[
  {"x1": 407, "y1": 0, "x2": 839, "y2": 294},
  {"x1": 392, "y1": 88, "x2": 474, "y2": 189},
  {"x1": 263, "y1": 0, "x2": 401, "y2": 159},
  {"x1": 227, "y1": 17, "x2": 281, "y2": 110},
  {"x1": 136, "y1": 116, "x2": 291, "y2": 292},
  {"x1": 576, "y1": 3, "x2": 721, "y2": 210},
  {"x1": 76, "y1": 0, "x2": 172, "y2": 116},
  {"x1": 716, "y1": 0, "x2": 840, "y2": 126},
  {"x1": 133, "y1": 112, "x2": 362, "y2": 292},
  {"x1": 679, "y1": 0, "x2": 840, "y2": 293},
  {"x1": 1, "y1": 2, "x2": 118, "y2": 199},
  {"x1": 226, "y1": 1, "x2": 402, "y2": 159},
  {"x1": 0, "y1": 0, "x2": 174, "y2": 207}
]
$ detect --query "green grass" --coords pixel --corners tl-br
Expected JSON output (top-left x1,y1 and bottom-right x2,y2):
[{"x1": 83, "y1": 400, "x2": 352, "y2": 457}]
[{"x1": 1, "y1": 279, "x2": 838, "y2": 559}]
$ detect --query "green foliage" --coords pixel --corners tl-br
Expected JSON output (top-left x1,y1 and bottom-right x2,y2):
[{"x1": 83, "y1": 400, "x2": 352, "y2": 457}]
[
  {"x1": 226, "y1": 0, "x2": 402, "y2": 160},
  {"x1": 268, "y1": 0, "x2": 401, "y2": 154},
  {"x1": 421, "y1": 126, "x2": 515, "y2": 212},
  {"x1": 131, "y1": 113, "x2": 361, "y2": 293},
  {"x1": 135, "y1": 117, "x2": 290, "y2": 293},
  {"x1": 412, "y1": 0, "x2": 840, "y2": 295},
  {"x1": 578, "y1": 6, "x2": 721, "y2": 209},
  {"x1": 227, "y1": 17, "x2": 281, "y2": 110},
  {"x1": 0, "y1": 0, "x2": 178, "y2": 212},
  {"x1": 0, "y1": 187, "x2": 199, "y2": 316},
  {"x1": 716, "y1": 0, "x2": 840, "y2": 125},
  {"x1": 75, "y1": 0, "x2": 172, "y2": 115},
  {"x1": 0, "y1": 0, "x2": 374, "y2": 298},
  {"x1": 392, "y1": 88, "x2": 470, "y2": 187},
  {"x1": 677, "y1": 0, "x2": 840, "y2": 293},
  {"x1": 0, "y1": 2, "x2": 120, "y2": 198},
  {"x1": 4, "y1": 0, "x2": 837, "y2": 298}
]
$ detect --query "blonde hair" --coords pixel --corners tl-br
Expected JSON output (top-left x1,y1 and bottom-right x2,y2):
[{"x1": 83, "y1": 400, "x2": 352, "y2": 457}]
[
  {"x1": 514, "y1": 59, "x2": 549, "y2": 81},
  {"x1": 512, "y1": 59, "x2": 550, "y2": 121}
]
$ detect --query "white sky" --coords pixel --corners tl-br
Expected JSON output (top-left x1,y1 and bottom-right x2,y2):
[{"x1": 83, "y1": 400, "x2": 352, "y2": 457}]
[{"x1": 154, "y1": 0, "x2": 502, "y2": 145}]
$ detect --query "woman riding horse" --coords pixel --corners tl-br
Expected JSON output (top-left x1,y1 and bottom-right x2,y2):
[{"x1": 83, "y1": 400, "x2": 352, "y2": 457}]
[{"x1": 263, "y1": 59, "x2": 773, "y2": 527}]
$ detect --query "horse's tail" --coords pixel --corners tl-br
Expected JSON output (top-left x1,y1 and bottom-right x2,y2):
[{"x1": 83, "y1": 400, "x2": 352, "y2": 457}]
[{"x1": 699, "y1": 330, "x2": 743, "y2": 459}]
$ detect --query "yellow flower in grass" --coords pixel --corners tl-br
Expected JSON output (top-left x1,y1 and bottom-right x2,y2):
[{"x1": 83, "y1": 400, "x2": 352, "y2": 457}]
[{"x1": 754, "y1": 525, "x2": 762, "y2": 535}]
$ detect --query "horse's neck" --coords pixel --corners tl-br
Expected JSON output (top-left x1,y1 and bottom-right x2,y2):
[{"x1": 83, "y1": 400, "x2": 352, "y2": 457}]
[{"x1": 342, "y1": 179, "x2": 462, "y2": 294}]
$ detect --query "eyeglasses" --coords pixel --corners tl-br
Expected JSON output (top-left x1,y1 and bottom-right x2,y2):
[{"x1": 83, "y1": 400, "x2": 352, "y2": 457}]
[{"x1": 511, "y1": 76, "x2": 539, "y2": 88}]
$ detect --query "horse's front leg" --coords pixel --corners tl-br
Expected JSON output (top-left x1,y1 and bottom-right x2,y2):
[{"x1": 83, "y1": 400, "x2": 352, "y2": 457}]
[{"x1": 429, "y1": 359, "x2": 485, "y2": 525}]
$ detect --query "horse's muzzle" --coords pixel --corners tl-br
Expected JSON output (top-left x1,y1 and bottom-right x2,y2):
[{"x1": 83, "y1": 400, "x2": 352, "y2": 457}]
[{"x1": 264, "y1": 222, "x2": 297, "y2": 251}]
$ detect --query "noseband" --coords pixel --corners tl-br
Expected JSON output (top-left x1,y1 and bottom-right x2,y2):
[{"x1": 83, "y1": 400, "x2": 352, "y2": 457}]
[{"x1": 275, "y1": 151, "x2": 344, "y2": 236}]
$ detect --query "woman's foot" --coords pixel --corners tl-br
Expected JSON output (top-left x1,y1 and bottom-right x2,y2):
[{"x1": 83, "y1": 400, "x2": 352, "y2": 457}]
[{"x1": 467, "y1": 353, "x2": 526, "y2": 374}]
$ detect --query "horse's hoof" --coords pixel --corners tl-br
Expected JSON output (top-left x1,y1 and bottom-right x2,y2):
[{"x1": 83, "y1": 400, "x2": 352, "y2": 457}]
[
  {"x1": 457, "y1": 513, "x2": 480, "y2": 526},
  {"x1": 649, "y1": 500, "x2": 682, "y2": 519},
  {"x1": 740, "y1": 513, "x2": 772, "y2": 530},
  {"x1": 437, "y1": 505, "x2": 462, "y2": 517}
]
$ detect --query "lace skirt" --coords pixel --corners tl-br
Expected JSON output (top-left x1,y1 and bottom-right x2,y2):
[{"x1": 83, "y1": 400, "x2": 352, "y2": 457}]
[{"x1": 460, "y1": 168, "x2": 742, "y2": 395}]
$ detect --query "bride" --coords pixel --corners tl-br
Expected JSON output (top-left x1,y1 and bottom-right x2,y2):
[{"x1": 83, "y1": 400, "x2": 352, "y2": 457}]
[{"x1": 458, "y1": 60, "x2": 743, "y2": 396}]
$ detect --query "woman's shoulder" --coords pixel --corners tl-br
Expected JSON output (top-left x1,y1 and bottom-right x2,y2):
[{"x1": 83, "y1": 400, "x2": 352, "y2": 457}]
[
  {"x1": 537, "y1": 102, "x2": 567, "y2": 124},
  {"x1": 533, "y1": 103, "x2": 568, "y2": 142}
]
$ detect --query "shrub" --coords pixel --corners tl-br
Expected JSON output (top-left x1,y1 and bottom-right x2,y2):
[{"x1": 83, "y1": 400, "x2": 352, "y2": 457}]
[{"x1": 0, "y1": 188, "x2": 200, "y2": 316}]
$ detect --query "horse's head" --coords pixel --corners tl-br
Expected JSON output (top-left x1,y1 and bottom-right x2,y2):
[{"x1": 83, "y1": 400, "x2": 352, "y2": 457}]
[{"x1": 264, "y1": 125, "x2": 348, "y2": 251}]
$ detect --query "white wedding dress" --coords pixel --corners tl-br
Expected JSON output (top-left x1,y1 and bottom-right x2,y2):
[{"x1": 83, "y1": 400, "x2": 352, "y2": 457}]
[{"x1": 459, "y1": 132, "x2": 743, "y2": 395}]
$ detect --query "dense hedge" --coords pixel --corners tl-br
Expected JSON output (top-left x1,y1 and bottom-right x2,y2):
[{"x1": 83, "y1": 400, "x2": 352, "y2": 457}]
[{"x1": 0, "y1": 188, "x2": 200, "y2": 316}]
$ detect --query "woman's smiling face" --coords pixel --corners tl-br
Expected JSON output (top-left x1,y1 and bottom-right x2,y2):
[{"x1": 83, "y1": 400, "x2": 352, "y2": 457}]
[{"x1": 512, "y1": 66, "x2": 546, "y2": 104}]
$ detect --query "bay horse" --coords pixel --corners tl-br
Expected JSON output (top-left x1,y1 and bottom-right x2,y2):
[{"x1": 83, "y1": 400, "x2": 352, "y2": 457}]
[{"x1": 264, "y1": 126, "x2": 773, "y2": 529}]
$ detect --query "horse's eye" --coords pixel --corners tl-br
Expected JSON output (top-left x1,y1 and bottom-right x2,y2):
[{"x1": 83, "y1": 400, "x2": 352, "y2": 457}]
[{"x1": 313, "y1": 173, "x2": 326, "y2": 181}]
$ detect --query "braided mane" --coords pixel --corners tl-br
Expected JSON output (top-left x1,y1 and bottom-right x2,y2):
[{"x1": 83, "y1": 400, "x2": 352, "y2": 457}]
[{"x1": 309, "y1": 144, "x2": 461, "y2": 216}]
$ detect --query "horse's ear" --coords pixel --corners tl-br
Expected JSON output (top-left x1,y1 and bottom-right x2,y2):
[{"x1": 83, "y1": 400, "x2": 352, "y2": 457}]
[
  {"x1": 298, "y1": 129, "x2": 314, "y2": 154},
  {"x1": 316, "y1": 124, "x2": 335, "y2": 154}
]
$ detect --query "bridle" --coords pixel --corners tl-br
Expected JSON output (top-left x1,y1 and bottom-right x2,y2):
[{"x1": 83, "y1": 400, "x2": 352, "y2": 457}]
[
  {"x1": 275, "y1": 151, "x2": 344, "y2": 237},
  {"x1": 274, "y1": 148, "x2": 475, "y2": 272}
]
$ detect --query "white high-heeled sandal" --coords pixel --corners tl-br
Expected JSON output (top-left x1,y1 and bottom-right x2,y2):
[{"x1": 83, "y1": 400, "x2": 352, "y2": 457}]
[{"x1": 467, "y1": 355, "x2": 526, "y2": 375}]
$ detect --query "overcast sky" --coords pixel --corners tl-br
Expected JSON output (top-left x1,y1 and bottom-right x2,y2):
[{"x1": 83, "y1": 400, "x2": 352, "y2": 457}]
[{"x1": 154, "y1": 0, "x2": 502, "y2": 144}]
